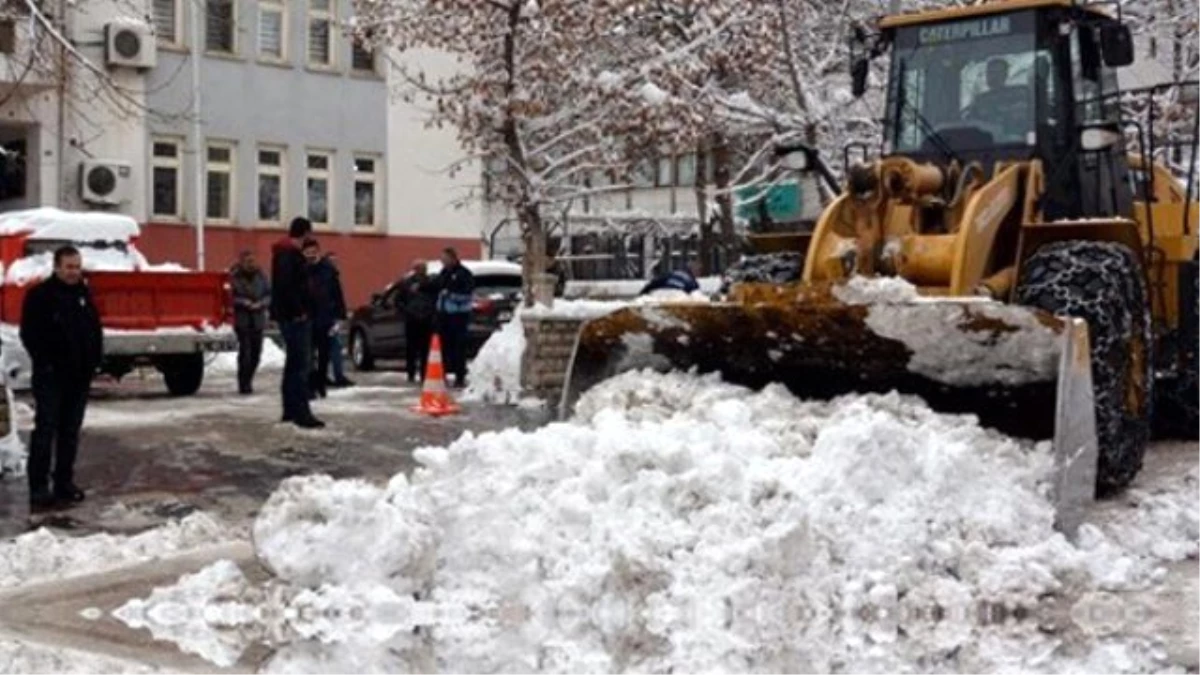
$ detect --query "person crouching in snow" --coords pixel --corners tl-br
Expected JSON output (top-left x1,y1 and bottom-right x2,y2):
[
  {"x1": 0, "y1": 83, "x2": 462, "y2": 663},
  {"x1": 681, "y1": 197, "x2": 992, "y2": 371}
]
[
  {"x1": 640, "y1": 259, "x2": 701, "y2": 296},
  {"x1": 230, "y1": 250, "x2": 270, "y2": 395},
  {"x1": 20, "y1": 245, "x2": 102, "y2": 511},
  {"x1": 302, "y1": 238, "x2": 347, "y2": 399}
]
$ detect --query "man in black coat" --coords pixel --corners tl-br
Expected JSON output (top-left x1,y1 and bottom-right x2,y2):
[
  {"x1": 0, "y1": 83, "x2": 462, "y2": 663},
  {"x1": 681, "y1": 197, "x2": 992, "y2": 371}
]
[
  {"x1": 435, "y1": 248, "x2": 475, "y2": 388},
  {"x1": 303, "y1": 239, "x2": 347, "y2": 399},
  {"x1": 401, "y1": 261, "x2": 439, "y2": 382},
  {"x1": 19, "y1": 245, "x2": 103, "y2": 511},
  {"x1": 271, "y1": 217, "x2": 324, "y2": 429}
]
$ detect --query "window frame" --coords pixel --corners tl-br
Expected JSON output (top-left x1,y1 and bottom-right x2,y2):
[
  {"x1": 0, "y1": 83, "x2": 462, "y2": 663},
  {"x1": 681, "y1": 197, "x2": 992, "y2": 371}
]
[
  {"x1": 256, "y1": 145, "x2": 287, "y2": 227},
  {"x1": 306, "y1": 0, "x2": 336, "y2": 69},
  {"x1": 257, "y1": 0, "x2": 287, "y2": 63},
  {"x1": 153, "y1": 0, "x2": 182, "y2": 48},
  {"x1": 205, "y1": 0, "x2": 238, "y2": 55},
  {"x1": 305, "y1": 149, "x2": 333, "y2": 230},
  {"x1": 204, "y1": 141, "x2": 236, "y2": 224},
  {"x1": 150, "y1": 136, "x2": 183, "y2": 220},
  {"x1": 352, "y1": 154, "x2": 381, "y2": 230}
]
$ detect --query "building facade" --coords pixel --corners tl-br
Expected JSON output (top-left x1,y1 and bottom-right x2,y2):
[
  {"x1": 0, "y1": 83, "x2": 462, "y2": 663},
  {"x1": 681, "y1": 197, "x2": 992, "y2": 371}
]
[{"x1": 0, "y1": 0, "x2": 485, "y2": 306}]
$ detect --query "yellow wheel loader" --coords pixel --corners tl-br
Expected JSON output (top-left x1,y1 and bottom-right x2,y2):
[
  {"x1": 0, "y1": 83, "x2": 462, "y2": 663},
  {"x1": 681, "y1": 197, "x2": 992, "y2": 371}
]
[{"x1": 560, "y1": 0, "x2": 1200, "y2": 533}]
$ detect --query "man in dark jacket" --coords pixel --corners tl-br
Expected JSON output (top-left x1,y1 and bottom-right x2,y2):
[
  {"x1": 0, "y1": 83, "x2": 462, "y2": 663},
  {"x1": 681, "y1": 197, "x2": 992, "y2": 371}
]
[
  {"x1": 401, "y1": 261, "x2": 439, "y2": 383},
  {"x1": 230, "y1": 250, "x2": 270, "y2": 395},
  {"x1": 640, "y1": 260, "x2": 702, "y2": 296},
  {"x1": 19, "y1": 245, "x2": 103, "y2": 511},
  {"x1": 303, "y1": 239, "x2": 347, "y2": 399},
  {"x1": 271, "y1": 217, "x2": 323, "y2": 429},
  {"x1": 435, "y1": 248, "x2": 474, "y2": 388}
]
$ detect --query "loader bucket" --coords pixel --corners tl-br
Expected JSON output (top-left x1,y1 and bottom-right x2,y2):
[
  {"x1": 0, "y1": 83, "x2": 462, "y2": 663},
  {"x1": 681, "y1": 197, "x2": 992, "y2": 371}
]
[{"x1": 559, "y1": 296, "x2": 1098, "y2": 535}]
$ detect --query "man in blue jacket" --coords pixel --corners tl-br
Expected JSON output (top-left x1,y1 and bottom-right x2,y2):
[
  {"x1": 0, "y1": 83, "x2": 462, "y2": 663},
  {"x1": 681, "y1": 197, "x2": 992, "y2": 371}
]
[
  {"x1": 435, "y1": 248, "x2": 474, "y2": 389},
  {"x1": 640, "y1": 260, "x2": 702, "y2": 295}
]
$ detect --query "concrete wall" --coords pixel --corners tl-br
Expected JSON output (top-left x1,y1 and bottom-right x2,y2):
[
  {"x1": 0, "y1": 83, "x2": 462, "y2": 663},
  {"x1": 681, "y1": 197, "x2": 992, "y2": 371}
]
[{"x1": 145, "y1": 0, "x2": 388, "y2": 232}]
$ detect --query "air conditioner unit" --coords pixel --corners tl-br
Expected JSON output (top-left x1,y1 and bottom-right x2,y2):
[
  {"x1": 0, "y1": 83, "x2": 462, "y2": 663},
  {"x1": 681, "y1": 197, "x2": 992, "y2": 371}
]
[
  {"x1": 105, "y1": 21, "x2": 156, "y2": 69},
  {"x1": 79, "y1": 160, "x2": 133, "y2": 206}
]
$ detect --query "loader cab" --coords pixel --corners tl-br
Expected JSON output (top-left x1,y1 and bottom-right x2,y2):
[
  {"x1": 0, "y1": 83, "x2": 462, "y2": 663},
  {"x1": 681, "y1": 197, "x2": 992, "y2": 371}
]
[{"x1": 868, "y1": 4, "x2": 1135, "y2": 220}]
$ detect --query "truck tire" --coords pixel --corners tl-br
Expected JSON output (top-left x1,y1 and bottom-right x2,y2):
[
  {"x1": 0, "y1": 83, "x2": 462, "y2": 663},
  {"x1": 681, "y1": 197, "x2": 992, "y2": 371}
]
[
  {"x1": 350, "y1": 328, "x2": 374, "y2": 371},
  {"x1": 1016, "y1": 241, "x2": 1153, "y2": 496},
  {"x1": 161, "y1": 354, "x2": 205, "y2": 397}
]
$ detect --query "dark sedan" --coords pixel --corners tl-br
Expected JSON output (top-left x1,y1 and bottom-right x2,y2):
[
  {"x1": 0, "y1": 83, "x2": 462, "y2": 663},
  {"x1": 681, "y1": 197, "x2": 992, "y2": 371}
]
[{"x1": 347, "y1": 260, "x2": 522, "y2": 370}]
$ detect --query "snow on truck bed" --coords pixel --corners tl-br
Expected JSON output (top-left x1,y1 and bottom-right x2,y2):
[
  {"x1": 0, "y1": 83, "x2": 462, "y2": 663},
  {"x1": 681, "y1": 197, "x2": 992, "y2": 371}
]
[
  {"x1": 0, "y1": 208, "x2": 187, "y2": 285},
  {"x1": 103, "y1": 371, "x2": 1196, "y2": 672}
]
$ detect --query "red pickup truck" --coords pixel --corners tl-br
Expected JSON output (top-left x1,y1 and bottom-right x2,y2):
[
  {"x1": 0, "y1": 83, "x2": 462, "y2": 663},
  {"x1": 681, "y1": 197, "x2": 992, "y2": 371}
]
[{"x1": 0, "y1": 209, "x2": 236, "y2": 396}]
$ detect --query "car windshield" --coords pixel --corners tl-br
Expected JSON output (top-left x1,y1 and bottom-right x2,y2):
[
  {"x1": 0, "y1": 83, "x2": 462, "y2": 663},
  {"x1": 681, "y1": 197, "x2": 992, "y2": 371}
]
[{"x1": 887, "y1": 10, "x2": 1051, "y2": 153}]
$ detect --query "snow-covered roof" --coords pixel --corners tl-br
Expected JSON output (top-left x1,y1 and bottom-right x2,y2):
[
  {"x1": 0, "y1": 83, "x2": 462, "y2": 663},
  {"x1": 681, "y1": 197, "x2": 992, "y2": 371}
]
[
  {"x1": 0, "y1": 208, "x2": 141, "y2": 243},
  {"x1": 425, "y1": 259, "x2": 522, "y2": 277}
]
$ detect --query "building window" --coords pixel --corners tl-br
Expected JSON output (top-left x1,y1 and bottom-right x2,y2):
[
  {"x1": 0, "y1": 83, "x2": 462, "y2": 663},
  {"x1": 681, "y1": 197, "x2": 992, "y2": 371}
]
[
  {"x1": 351, "y1": 33, "x2": 374, "y2": 72},
  {"x1": 152, "y1": 0, "x2": 179, "y2": 45},
  {"x1": 151, "y1": 139, "x2": 181, "y2": 219},
  {"x1": 353, "y1": 155, "x2": 378, "y2": 228},
  {"x1": 307, "y1": 0, "x2": 334, "y2": 67},
  {"x1": 655, "y1": 156, "x2": 674, "y2": 187},
  {"x1": 257, "y1": 147, "x2": 285, "y2": 225},
  {"x1": 676, "y1": 154, "x2": 697, "y2": 187},
  {"x1": 205, "y1": 0, "x2": 235, "y2": 54},
  {"x1": 258, "y1": 0, "x2": 286, "y2": 61},
  {"x1": 205, "y1": 142, "x2": 235, "y2": 222},
  {"x1": 306, "y1": 151, "x2": 331, "y2": 227}
]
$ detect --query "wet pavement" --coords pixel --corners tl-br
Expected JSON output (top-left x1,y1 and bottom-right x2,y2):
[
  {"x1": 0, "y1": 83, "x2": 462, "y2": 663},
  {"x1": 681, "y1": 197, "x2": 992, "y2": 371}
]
[{"x1": 0, "y1": 362, "x2": 551, "y2": 539}]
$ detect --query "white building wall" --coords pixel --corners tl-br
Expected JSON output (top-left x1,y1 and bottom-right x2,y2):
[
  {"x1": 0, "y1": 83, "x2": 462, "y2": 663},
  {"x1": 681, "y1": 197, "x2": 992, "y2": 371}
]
[{"x1": 385, "y1": 49, "x2": 485, "y2": 242}]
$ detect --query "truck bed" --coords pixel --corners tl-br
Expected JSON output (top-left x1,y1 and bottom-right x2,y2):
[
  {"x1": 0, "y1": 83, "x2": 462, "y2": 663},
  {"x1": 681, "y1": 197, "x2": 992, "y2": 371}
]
[{"x1": 1, "y1": 270, "x2": 231, "y2": 330}]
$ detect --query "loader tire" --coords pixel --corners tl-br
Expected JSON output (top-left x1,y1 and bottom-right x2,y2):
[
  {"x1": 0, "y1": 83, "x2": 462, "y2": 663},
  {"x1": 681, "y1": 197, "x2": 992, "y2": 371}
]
[
  {"x1": 1017, "y1": 241, "x2": 1152, "y2": 496},
  {"x1": 1154, "y1": 257, "x2": 1198, "y2": 438}
]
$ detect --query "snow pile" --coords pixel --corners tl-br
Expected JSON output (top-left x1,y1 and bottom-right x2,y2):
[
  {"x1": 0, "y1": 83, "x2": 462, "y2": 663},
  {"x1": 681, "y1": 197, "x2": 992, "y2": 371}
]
[
  {"x1": 0, "y1": 207, "x2": 140, "y2": 241},
  {"x1": 0, "y1": 512, "x2": 236, "y2": 590},
  {"x1": 1093, "y1": 463, "x2": 1199, "y2": 563},
  {"x1": 0, "y1": 382, "x2": 25, "y2": 478},
  {"x1": 2, "y1": 246, "x2": 186, "y2": 285},
  {"x1": 144, "y1": 371, "x2": 1181, "y2": 672},
  {"x1": 209, "y1": 337, "x2": 286, "y2": 376},
  {"x1": 464, "y1": 293, "x2": 712, "y2": 405},
  {"x1": 832, "y1": 274, "x2": 922, "y2": 304},
  {"x1": 461, "y1": 311, "x2": 527, "y2": 404}
]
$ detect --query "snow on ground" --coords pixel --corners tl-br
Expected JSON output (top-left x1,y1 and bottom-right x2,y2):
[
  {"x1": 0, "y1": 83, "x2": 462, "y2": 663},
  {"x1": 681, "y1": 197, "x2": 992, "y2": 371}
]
[
  {"x1": 564, "y1": 277, "x2": 722, "y2": 300},
  {"x1": 0, "y1": 512, "x2": 235, "y2": 591},
  {"x1": 113, "y1": 371, "x2": 1198, "y2": 672},
  {"x1": 208, "y1": 337, "x2": 286, "y2": 376},
  {"x1": 463, "y1": 291, "x2": 712, "y2": 405}
]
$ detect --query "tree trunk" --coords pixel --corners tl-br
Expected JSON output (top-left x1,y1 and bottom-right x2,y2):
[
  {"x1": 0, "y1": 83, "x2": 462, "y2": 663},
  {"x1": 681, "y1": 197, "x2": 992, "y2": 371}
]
[
  {"x1": 694, "y1": 148, "x2": 713, "y2": 275},
  {"x1": 520, "y1": 202, "x2": 549, "y2": 308},
  {"x1": 713, "y1": 134, "x2": 735, "y2": 270}
]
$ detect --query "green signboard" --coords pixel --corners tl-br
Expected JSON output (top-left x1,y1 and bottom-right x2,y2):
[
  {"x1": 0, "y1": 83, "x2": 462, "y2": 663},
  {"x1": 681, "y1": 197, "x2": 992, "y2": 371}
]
[{"x1": 735, "y1": 181, "x2": 803, "y2": 224}]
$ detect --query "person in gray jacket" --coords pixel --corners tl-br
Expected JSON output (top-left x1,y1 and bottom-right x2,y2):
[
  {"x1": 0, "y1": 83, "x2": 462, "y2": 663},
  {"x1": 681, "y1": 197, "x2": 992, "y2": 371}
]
[{"x1": 230, "y1": 250, "x2": 271, "y2": 394}]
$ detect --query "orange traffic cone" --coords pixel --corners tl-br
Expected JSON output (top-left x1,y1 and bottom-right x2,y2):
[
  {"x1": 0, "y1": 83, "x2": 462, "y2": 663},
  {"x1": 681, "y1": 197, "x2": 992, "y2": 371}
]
[{"x1": 413, "y1": 334, "x2": 460, "y2": 417}]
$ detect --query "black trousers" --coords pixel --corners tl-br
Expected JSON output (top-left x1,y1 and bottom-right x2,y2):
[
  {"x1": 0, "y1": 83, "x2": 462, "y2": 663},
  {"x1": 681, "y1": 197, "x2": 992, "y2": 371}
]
[
  {"x1": 28, "y1": 369, "x2": 90, "y2": 493},
  {"x1": 405, "y1": 320, "x2": 433, "y2": 380},
  {"x1": 235, "y1": 327, "x2": 264, "y2": 392},
  {"x1": 437, "y1": 313, "x2": 470, "y2": 383},
  {"x1": 311, "y1": 322, "x2": 333, "y2": 394},
  {"x1": 279, "y1": 319, "x2": 314, "y2": 421}
]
